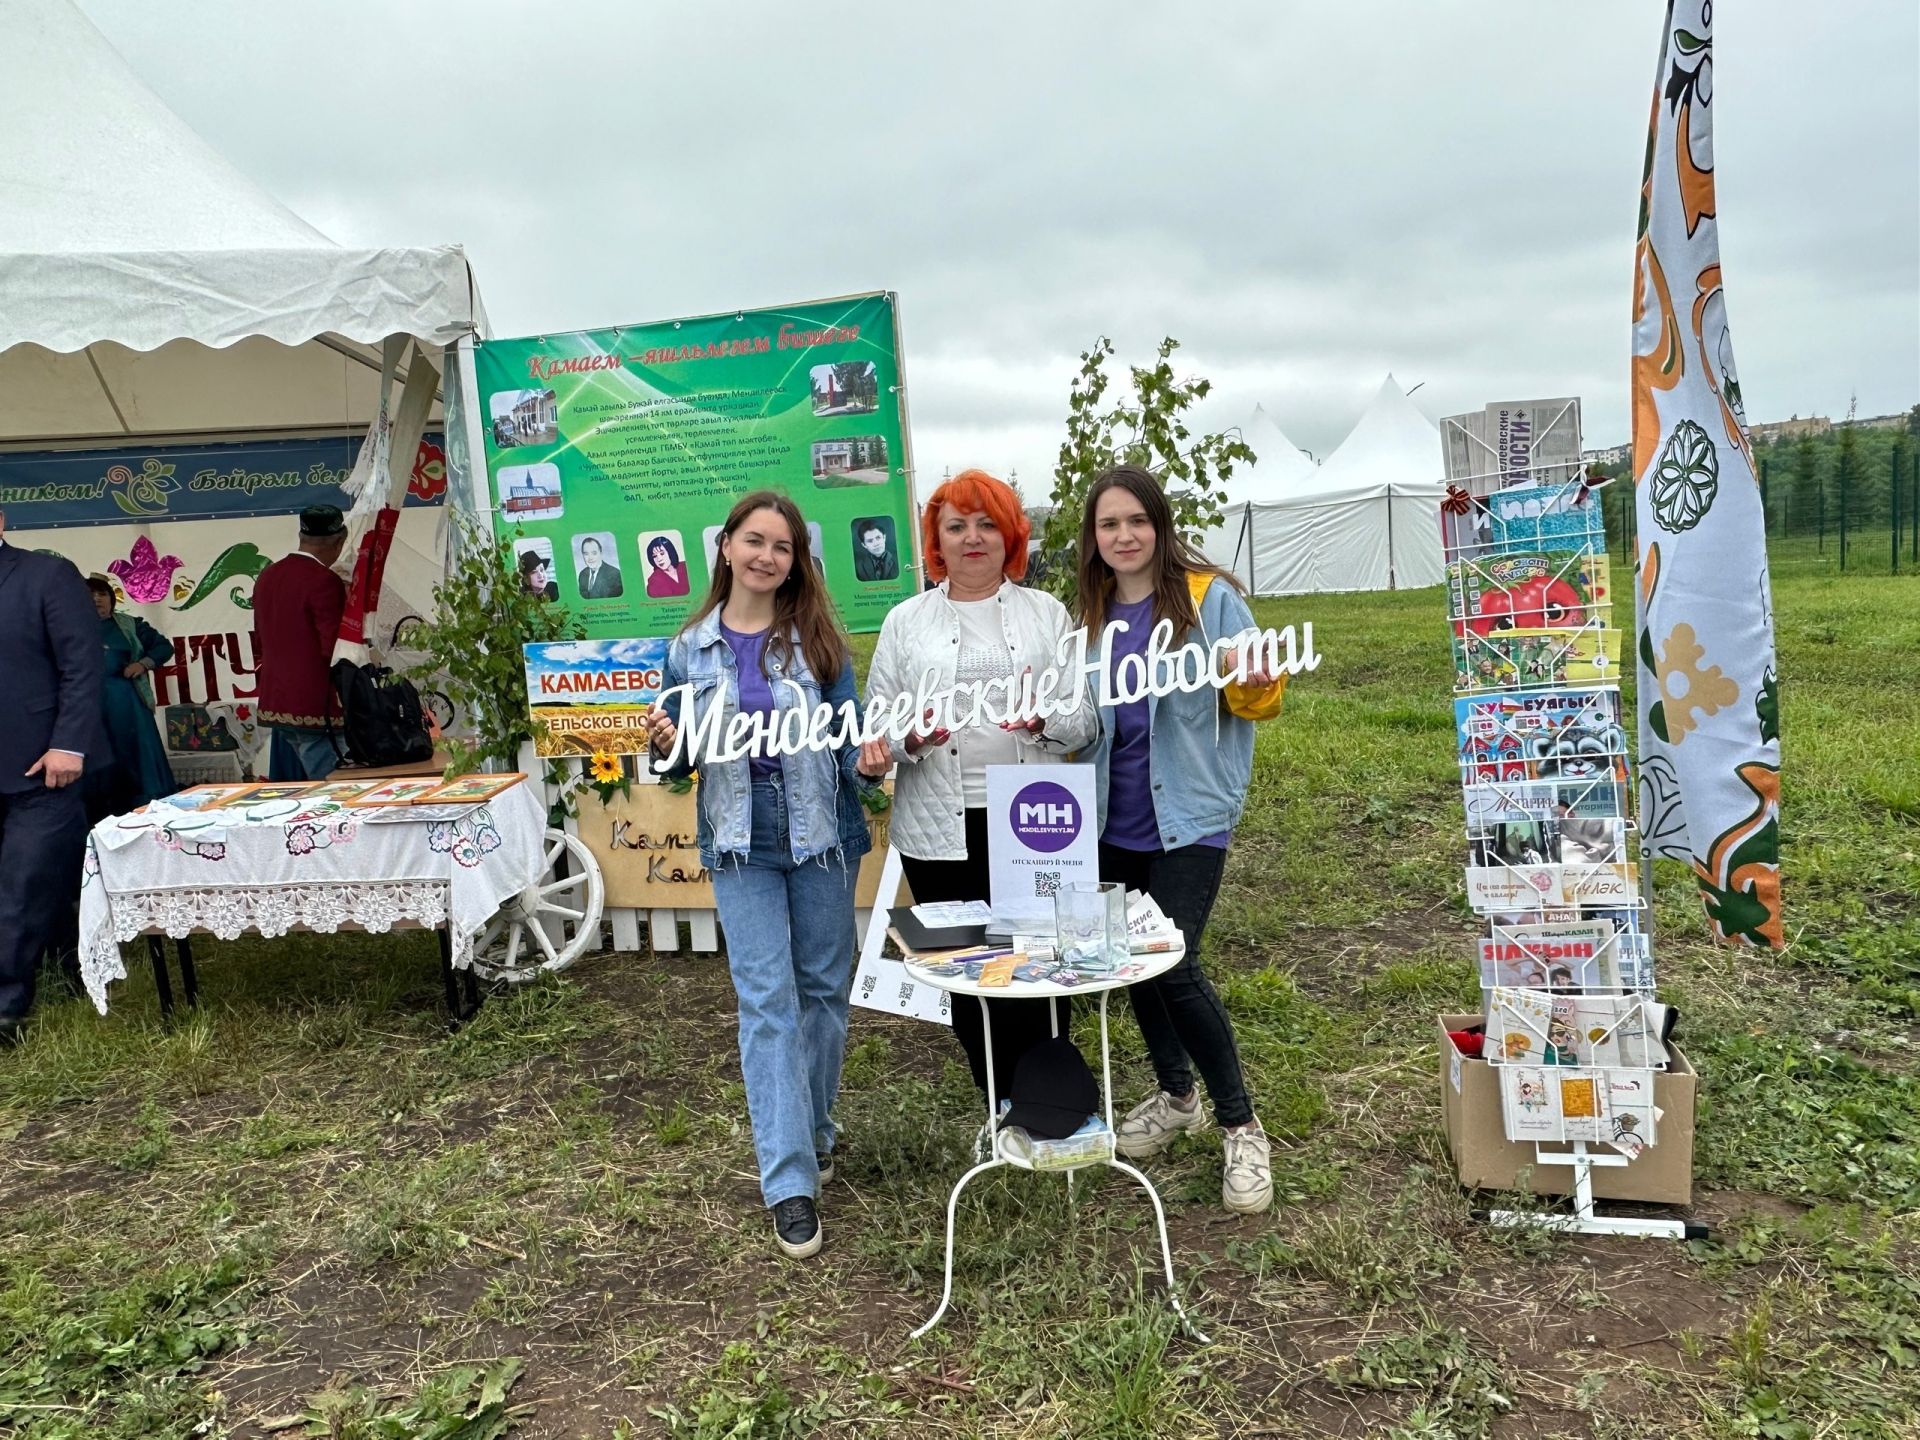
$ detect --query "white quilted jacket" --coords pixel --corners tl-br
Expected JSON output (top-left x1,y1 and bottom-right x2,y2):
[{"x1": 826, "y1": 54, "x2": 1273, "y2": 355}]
[{"x1": 865, "y1": 580, "x2": 1100, "y2": 860}]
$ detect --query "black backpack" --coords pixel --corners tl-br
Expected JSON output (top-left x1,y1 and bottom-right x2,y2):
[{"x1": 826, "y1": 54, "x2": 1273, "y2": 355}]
[{"x1": 329, "y1": 660, "x2": 434, "y2": 769}]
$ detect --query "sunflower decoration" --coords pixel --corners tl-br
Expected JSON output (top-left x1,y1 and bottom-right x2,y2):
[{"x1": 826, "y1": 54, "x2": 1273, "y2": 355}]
[{"x1": 585, "y1": 751, "x2": 631, "y2": 805}]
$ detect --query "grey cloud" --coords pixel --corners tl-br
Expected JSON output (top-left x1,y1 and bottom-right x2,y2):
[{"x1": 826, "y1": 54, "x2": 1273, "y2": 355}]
[{"x1": 75, "y1": 0, "x2": 1920, "y2": 481}]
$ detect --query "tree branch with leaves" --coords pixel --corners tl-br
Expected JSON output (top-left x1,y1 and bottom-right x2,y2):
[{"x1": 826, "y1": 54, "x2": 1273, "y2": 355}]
[{"x1": 1036, "y1": 336, "x2": 1255, "y2": 600}]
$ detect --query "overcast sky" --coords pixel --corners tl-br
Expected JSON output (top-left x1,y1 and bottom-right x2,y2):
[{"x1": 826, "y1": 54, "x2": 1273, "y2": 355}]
[{"x1": 78, "y1": 0, "x2": 1920, "y2": 487}]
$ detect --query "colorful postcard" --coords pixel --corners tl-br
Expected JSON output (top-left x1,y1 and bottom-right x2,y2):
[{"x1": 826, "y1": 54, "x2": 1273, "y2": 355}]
[
  {"x1": 1500, "y1": 1065, "x2": 1561, "y2": 1142},
  {"x1": 347, "y1": 778, "x2": 445, "y2": 807},
  {"x1": 417, "y1": 773, "x2": 524, "y2": 806}
]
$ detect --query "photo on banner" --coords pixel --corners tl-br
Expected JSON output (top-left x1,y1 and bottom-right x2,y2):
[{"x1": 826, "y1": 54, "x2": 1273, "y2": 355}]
[{"x1": 474, "y1": 292, "x2": 917, "y2": 644}]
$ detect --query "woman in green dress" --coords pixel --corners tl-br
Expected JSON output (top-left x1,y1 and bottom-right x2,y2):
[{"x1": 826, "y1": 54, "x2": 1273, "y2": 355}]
[{"x1": 84, "y1": 576, "x2": 178, "y2": 821}]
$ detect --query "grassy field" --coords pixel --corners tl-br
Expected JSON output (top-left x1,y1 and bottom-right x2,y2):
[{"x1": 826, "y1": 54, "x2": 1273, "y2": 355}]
[{"x1": 2, "y1": 569, "x2": 1916, "y2": 1439}]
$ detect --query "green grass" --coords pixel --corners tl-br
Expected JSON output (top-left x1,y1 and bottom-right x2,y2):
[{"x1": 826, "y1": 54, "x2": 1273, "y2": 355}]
[{"x1": 1, "y1": 571, "x2": 1916, "y2": 1437}]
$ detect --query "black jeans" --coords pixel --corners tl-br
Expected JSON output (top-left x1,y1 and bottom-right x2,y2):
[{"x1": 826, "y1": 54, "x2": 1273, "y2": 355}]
[
  {"x1": 899, "y1": 807, "x2": 1070, "y2": 1097},
  {"x1": 0, "y1": 783, "x2": 88, "y2": 1021},
  {"x1": 1098, "y1": 841, "x2": 1254, "y2": 1128}
]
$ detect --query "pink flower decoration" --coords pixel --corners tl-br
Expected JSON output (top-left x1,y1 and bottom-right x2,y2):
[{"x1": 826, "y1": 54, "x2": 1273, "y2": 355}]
[{"x1": 107, "y1": 536, "x2": 186, "y2": 604}]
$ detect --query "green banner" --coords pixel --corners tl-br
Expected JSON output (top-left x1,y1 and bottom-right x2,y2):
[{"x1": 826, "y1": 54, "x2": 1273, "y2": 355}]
[{"x1": 475, "y1": 292, "x2": 915, "y2": 638}]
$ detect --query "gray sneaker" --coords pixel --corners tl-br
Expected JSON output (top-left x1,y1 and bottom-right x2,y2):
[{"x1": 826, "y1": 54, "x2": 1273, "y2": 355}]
[
  {"x1": 1221, "y1": 1123, "x2": 1273, "y2": 1214},
  {"x1": 1115, "y1": 1091, "x2": 1208, "y2": 1159}
]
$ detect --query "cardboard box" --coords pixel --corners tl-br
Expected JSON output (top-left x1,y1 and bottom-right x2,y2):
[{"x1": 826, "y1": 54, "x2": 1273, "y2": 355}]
[{"x1": 1438, "y1": 1012, "x2": 1696, "y2": 1205}]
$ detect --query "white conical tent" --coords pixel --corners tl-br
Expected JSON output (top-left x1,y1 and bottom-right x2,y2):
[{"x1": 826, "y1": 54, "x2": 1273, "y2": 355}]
[
  {"x1": 0, "y1": 0, "x2": 489, "y2": 722},
  {"x1": 0, "y1": 0, "x2": 484, "y2": 442},
  {"x1": 1199, "y1": 404, "x2": 1315, "y2": 583},
  {"x1": 1202, "y1": 376, "x2": 1447, "y2": 595}
]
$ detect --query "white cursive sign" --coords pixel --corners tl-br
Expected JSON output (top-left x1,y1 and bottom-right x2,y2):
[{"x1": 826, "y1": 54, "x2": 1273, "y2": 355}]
[{"x1": 650, "y1": 620, "x2": 1320, "y2": 771}]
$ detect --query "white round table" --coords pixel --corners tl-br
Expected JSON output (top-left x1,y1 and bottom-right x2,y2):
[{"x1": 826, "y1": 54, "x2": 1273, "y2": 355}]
[{"x1": 902, "y1": 941, "x2": 1209, "y2": 1343}]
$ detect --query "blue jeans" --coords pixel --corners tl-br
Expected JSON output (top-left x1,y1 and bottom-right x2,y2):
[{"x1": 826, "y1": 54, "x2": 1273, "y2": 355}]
[
  {"x1": 710, "y1": 774, "x2": 859, "y2": 1208},
  {"x1": 268, "y1": 726, "x2": 341, "y2": 782}
]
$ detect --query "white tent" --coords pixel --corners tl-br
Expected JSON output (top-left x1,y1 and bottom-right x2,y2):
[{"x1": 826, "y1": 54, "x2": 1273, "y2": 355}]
[
  {"x1": 0, "y1": 0, "x2": 488, "y2": 745},
  {"x1": 1201, "y1": 376, "x2": 1447, "y2": 595},
  {"x1": 0, "y1": 0, "x2": 484, "y2": 442}
]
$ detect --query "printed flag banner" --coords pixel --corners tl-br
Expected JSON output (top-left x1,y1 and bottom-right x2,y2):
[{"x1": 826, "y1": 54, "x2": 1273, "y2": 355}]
[{"x1": 1630, "y1": 1, "x2": 1782, "y2": 946}]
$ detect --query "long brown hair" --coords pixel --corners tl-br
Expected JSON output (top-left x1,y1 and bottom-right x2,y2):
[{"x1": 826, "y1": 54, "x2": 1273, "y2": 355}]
[
  {"x1": 1075, "y1": 464, "x2": 1244, "y2": 638},
  {"x1": 683, "y1": 490, "x2": 846, "y2": 684}
]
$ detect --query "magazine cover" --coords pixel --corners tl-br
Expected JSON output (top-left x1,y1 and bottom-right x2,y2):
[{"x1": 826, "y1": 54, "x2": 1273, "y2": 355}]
[
  {"x1": 1452, "y1": 626, "x2": 1623, "y2": 691},
  {"x1": 1483, "y1": 480, "x2": 1605, "y2": 555},
  {"x1": 1455, "y1": 686, "x2": 1626, "y2": 783},
  {"x1": 1464, "y1": 774, "x2": 1626, "y2": 827},
  {"x1": 1449, "y1": 550, "x2": 1611, "y2": 635},
  {"x1": 1478, "y1": 919, "x2": 1616, "y2": 989}
]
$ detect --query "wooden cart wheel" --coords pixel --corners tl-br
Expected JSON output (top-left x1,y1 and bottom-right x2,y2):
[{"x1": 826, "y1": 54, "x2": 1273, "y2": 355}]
[{"x1": 469, "y1": 827, "x2": 604, "y2": 981}]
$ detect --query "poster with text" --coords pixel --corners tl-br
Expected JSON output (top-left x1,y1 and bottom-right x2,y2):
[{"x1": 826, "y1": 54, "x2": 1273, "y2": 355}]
[{"x1": 475, "y1": 293, "x2": 916, "y2": 638}]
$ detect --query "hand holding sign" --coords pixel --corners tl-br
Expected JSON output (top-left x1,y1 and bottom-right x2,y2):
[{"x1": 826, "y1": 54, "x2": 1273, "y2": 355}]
[{"x1": 645, "y1": 704, "x2": 677, "y2": 757}]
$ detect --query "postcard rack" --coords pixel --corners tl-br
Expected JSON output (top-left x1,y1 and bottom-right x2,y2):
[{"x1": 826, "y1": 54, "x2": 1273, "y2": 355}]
[{"x1": 1442, "y1": 424, "x2": 1689, "y2": 1240}]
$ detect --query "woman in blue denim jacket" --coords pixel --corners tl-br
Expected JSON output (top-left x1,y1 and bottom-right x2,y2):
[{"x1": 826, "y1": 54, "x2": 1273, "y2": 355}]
[
  {"x1": 646, "y1": 491, "x2": 872, "y2": 1260},
  {"x1": 1077, "y1": 466, "x2": 1288, "y2": 1217}
]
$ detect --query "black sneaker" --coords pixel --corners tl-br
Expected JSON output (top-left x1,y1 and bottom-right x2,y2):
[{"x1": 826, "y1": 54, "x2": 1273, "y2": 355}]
[
  {"x1": 772, "y1": 1196, "x2": 821, "y2": 1259},
  {"x1": 816, "y1": 1150, "x2": 835, "y2": 1185}
]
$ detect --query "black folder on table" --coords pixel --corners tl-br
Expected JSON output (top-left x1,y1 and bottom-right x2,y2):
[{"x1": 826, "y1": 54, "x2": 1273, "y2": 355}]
[{"x1": 888, "y1": 905, "x2": 988, "y2": 955}]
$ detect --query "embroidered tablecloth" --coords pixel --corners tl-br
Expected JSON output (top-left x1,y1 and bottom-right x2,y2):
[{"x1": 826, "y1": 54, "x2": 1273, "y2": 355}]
[{"x1": 77, "y1": 780, "x2": 547, "y2": 1013}]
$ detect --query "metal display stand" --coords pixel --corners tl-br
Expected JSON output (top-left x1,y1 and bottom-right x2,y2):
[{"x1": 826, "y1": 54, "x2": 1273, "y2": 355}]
[
  {"x1": 1442, "y1": 420, "x2": 1696, "y2": 1241},
  {"x1": 1482, "y1": 1143, "x2": 1704, "y2": 1240},
  {"x1": 902, "y1": 943, "x2": 1209, "y2": 1343}
]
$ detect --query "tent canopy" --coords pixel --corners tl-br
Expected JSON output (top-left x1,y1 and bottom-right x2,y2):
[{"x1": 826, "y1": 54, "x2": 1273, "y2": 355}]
[
  {"x1": 1201, "y1": 375, "x2": 1446, "y2": 595},
  {"x1": 1220, "y1": 403, "x2": 1317, "y2": 506},
  {"x1": 0, "y1": 0, "x2": 484, "y2": 445}
]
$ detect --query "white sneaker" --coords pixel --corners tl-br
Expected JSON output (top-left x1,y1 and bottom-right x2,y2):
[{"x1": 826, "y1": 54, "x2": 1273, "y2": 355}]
[
  {"x1": 1221, "y1": 1122, "x2": 1273, "y2": 1215},
  {"x1": 1115, "y1": 1091, "x2": 1208, "y2": 1159}
]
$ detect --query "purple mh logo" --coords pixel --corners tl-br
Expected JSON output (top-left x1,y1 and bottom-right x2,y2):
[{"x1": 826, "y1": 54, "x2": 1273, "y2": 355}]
[{"x1": 1009, "y1": 780, "x2": 1080, "y2": 853}]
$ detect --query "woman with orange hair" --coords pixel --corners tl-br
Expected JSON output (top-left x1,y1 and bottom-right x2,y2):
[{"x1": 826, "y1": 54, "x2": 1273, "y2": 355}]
[{"x1": 858, "y1": 469, "x2": 1099, "y2": 1096}]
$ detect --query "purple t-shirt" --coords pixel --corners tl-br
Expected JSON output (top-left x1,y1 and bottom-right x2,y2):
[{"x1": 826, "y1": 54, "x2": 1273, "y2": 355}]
[
  {"x1": 720, "y1": 621, "x2": 781, "y2": 780},
  {"x1": 1101, "y1": 595, "x2": 1229, "y2": 853}
]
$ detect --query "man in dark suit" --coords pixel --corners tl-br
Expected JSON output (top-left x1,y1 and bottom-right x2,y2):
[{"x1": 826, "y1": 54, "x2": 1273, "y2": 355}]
[
  {"x1": 0, "y1": 507, "x2": 103, "y2": 1044},
  {"x1": 575, "y1": 536, "x2": 623, "y2": 598}
]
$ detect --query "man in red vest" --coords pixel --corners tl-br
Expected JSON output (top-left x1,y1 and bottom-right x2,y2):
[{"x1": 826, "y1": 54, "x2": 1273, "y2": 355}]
[{"x1": 253, "y1": 505, "x2": 349, "y2": 780}]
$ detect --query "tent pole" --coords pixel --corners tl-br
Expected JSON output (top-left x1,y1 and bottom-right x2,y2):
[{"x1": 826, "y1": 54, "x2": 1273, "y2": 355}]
[
  {"x1": 1386, "y1": 489, "x2": 1397, "y2": 590},
  {"x1": 1242, "y1": 507, "x2": 1255, "y2": 593}
]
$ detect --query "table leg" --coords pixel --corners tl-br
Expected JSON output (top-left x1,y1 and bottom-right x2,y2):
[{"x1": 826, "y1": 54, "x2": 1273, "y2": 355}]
[
  {"x1": 460, "y1": 963, "x2": 482, "y2": 1018},
  {"x1": 910, "y1": 1155, "x2": 1006, "y2": 1341},
  {"x1": 1097, "y1": 990, "x2": 1208, "y2": 1341},
  {"x1": 176, "y1": 935, "x2": 199, "y2": 1009},
  {"x1": 146, "y1": 935, "x2": 175, "y2": 1019},
  {"x1": 438, "y1": 927, "x2": 463, "y2": 1028},
  {"x1": 1105, "y1": 1157, "x2": 1210, "y2": 1342}
]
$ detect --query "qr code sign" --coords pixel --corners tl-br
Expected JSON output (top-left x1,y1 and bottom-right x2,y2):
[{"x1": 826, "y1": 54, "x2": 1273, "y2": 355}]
[{"x1": 1033, "y1": 870, "x2": 1062, "y2": 898}]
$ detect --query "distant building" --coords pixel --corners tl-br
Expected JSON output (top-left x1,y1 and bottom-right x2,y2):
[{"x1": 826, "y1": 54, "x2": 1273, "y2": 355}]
[
  {"x1": 1580, "y1": 444, "x2": 1631, "y2": 467},
  {"x1": 1856, "y1": 412, "x2": 1911, "y2": 432},
  {"x1": 1749, "y1": 415, "x2": 1833, "y2": 443}
]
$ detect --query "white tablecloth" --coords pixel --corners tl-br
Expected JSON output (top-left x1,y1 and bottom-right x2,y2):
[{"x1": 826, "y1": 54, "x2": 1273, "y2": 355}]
[{"x1": 77, "y1": 780, "x2": 548, "y2": 1013}]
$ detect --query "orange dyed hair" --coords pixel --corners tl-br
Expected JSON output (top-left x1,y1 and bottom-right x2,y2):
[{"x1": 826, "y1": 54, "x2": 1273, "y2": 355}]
[{"x1": 921, "y1": 468, "x2": 1031, "y2": 582}]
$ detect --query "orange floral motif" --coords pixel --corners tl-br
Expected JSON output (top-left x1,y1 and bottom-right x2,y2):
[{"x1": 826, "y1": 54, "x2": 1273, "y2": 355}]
[{"x1": 1655, "y1": 623, "x2": 1739, "y2": 742}]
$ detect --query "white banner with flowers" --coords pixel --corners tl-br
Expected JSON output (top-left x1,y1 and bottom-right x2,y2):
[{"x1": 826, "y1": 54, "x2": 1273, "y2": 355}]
[{"x1": 1629, "y1": 0, "x2": 1782, "y2": 947}]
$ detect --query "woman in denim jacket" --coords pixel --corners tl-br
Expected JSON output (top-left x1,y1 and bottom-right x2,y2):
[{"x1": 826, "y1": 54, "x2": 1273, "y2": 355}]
[
  {"x1": 1077, "y1": 465, "x2": 1287, "y2": 1215},
  {"x1": 647, "y1": 491, "x2": 872, "y2": 1261}
]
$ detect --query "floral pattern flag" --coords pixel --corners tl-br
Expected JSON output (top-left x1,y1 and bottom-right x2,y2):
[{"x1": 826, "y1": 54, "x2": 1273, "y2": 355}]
[{"x1": 1631, "y1": 0, "x2": 1782, "y2": 947}]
